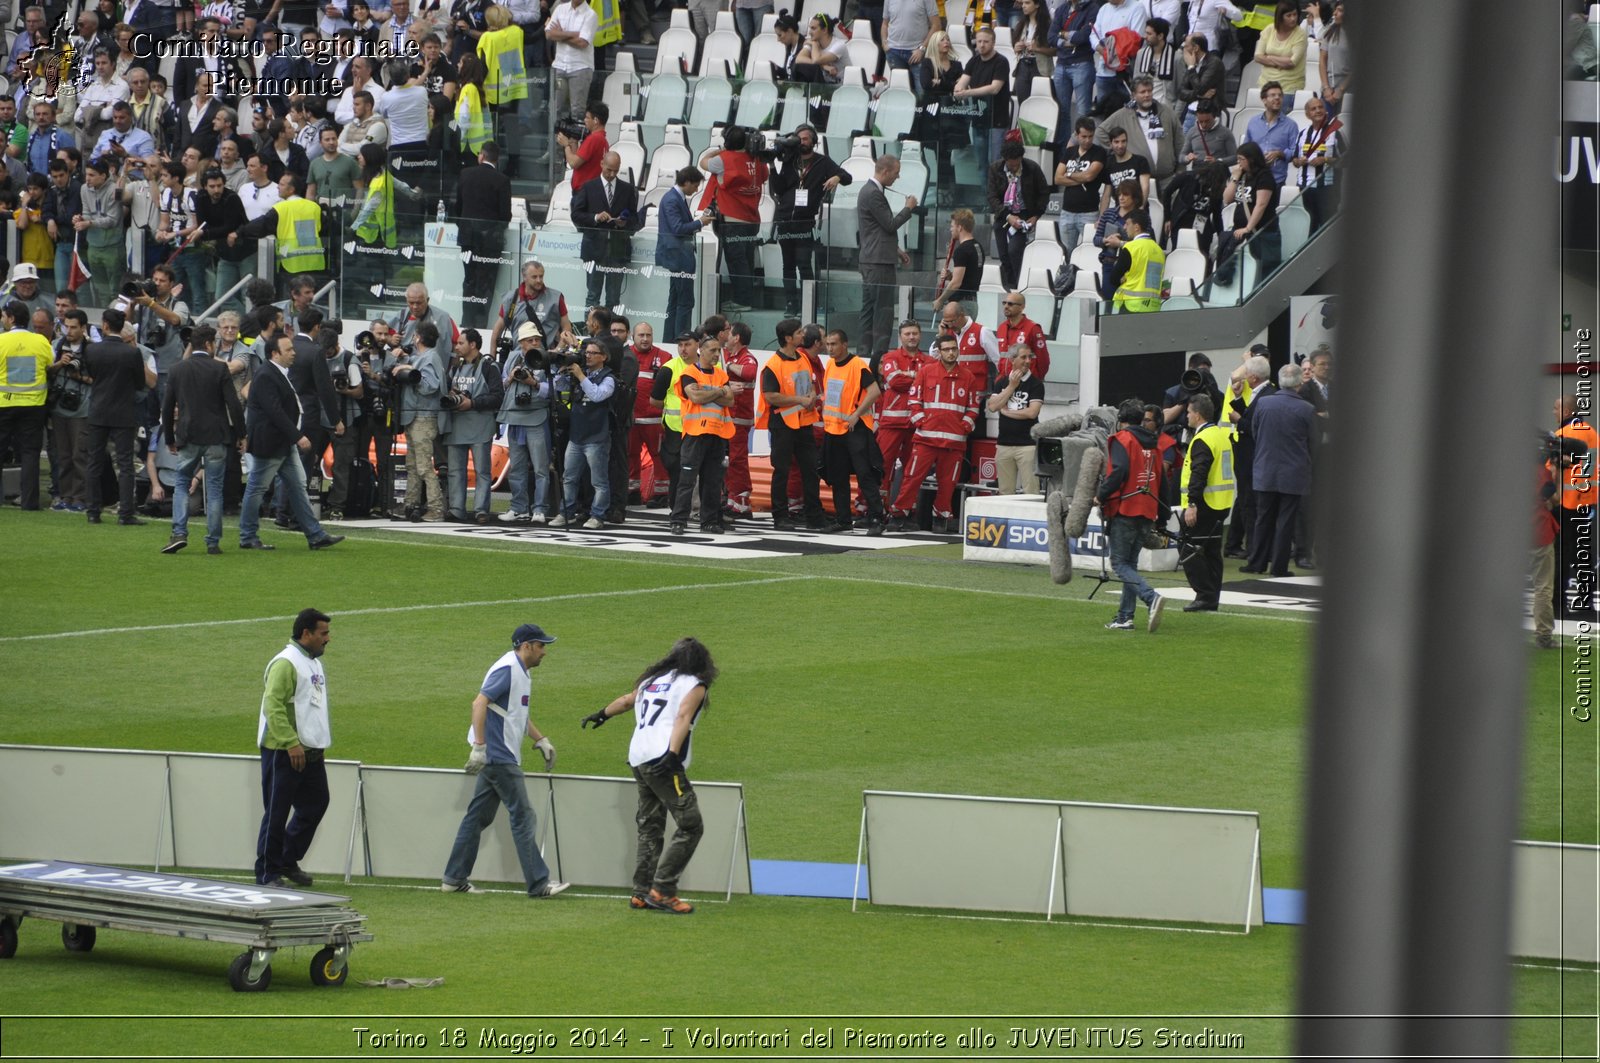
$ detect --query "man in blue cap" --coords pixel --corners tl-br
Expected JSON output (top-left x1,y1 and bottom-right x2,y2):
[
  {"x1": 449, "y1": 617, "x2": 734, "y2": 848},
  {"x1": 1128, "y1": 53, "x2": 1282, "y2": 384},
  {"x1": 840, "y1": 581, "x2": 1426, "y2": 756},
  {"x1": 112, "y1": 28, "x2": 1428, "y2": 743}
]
[{"x1": 441, "y1": 623, "x2": 570, "y2": 898}]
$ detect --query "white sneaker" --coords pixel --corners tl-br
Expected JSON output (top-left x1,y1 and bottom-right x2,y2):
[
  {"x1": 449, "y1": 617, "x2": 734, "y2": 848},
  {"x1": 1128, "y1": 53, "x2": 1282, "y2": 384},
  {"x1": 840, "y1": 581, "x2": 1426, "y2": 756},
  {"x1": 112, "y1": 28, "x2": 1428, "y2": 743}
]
[
  {"x1": 1147, "y1": 594, "x2": 1165, "y2": 633},
  {"x1": 531, "y1": 881, "x2": 570, "y2": 898},
  {"x1": 582, "y1": 517, "x2": 604, "y2": 529},
  {"x1": 498, "y1": 510, "x2": 530, "y2": 524},
  {"x1": 441, "y1": 881, "x2": 484, "y2": 893},
  {"x1": 530, "y1": 513, "x2": 547, "y2": 525},
  {"x1": 549, "y1": 514, "x2": 568, "y2": 528}
]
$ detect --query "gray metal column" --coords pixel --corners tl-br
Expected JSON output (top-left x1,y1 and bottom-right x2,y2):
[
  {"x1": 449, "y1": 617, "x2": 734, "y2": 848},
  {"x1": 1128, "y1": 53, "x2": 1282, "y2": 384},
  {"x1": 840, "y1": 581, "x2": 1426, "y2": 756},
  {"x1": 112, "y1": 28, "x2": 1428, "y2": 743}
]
[{"x1": 1296, "y1": 1, "x2": 1560, "y2": 1058}]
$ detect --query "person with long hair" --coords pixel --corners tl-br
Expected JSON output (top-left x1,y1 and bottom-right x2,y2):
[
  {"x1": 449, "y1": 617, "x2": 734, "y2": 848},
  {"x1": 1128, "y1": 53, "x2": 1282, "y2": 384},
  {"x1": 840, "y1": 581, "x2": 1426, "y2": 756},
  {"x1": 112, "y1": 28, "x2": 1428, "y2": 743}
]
[
  {"x1": 1216, "y1": 140, "x2": 1280, "y2": 283},
  {"x1": 1011, "y1": 0, "x2": 1055, "y2": 98},
  {"x1": 1318, "y1": 1, "x2": 1349, "y2": 114},
  {"x1": 581, "y1": 637, "x2": 720, "y2": 915},
  {"x1": 792, "y1": 13, "x2": 850, "y2": 84},
  {"x1": 1093, "y1": 177, "x2": 1143, "y2": 299}
]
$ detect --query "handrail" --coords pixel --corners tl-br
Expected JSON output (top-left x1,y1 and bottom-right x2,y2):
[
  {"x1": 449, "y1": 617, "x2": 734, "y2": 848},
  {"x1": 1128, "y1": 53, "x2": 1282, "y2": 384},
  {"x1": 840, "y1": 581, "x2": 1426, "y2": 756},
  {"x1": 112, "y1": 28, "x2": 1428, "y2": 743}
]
[{"x1": 197, "y1": 273, "x2": 258, "y2": 322}]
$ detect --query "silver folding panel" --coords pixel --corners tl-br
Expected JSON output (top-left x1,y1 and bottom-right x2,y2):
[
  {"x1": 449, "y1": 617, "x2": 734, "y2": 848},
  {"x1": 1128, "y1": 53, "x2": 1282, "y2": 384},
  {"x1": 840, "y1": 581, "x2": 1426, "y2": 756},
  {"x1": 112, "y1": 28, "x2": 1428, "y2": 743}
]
[
  {"x1": 1509, "y1": 841, "x2": 1600, "y2": 963},
  {"x1": 0, "y1": 746, "x2": 173, "y2": 868}
]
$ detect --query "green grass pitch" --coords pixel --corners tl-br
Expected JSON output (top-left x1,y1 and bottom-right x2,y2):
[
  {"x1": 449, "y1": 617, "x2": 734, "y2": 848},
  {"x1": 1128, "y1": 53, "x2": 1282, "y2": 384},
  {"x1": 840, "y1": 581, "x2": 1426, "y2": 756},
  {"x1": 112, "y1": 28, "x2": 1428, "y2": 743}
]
[{"x1": 0, "y1": 510, "x2": 1592, "y2": 1059}]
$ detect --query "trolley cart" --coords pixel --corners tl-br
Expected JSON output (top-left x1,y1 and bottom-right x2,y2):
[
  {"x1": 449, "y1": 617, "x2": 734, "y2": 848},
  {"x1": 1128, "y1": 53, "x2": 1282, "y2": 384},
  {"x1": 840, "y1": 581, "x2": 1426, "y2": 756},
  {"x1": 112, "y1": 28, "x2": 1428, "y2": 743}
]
[{"x1": 0, "y1": 861, "x2": 373, "y2": 992}]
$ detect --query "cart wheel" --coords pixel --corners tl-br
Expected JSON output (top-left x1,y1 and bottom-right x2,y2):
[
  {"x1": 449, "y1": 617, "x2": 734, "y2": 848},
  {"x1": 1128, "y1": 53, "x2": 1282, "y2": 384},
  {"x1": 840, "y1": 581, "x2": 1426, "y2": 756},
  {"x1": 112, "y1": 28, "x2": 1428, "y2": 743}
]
[
  {"x1": 227, "y1": 951, "x2": 272, "y2": 992},
  {"x1": 309, "y1": 946, "x2": 348, "y2": 987},
  {"x1": 0, "y1": 918, "x2": 17, "y2": 959},
  {"x1": 61, "y1": 924, "x2": 96, "y2": 952}
]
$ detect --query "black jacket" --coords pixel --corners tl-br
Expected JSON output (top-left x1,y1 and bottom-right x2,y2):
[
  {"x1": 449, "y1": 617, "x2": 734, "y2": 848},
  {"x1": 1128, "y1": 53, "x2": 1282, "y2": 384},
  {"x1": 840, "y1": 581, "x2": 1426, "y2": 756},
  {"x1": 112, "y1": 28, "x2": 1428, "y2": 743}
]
[
  {"x1": 571, "y1": 175, "x2": 642, "y2": 263},
  {"x1": 770, "y1": 150, "x2": 851, "y2": 225},
  {"x1": 986, "y1": 158, "x2": 1051, "y2": 229},
  {"x1": 162, "y1": 351, "x2": 245, "y2": 446},
  {"x1": 191, "y1": 187, "x2": 252, "y2": 262},
  {"x1": 454, "y1": 161, "x2": 512, "y2": 254},
  {"x1": 289, "y1": 333, "x2": 343, "y2": 431},
  {"x1": 246, "y1": 361, "x2": 303, "y2": 457},
  {"x1": 82, "y1": 340, "x2": 148, "y2": 428}
]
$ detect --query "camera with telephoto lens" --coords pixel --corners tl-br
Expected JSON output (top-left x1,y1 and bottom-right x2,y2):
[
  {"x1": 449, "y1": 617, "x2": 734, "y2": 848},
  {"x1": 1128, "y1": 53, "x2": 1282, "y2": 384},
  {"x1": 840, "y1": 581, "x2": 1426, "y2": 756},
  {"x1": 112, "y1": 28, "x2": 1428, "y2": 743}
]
[
  {"x1": 556, "y1": 118, "x2": 586, "y2": 143},
  {"x1": 355, "y1": 330, "x2": 379, "y2": 353},
  {"x1": 749, "y1": 128, "x2": 803, "y2": 162},
  {"x1": 1541, "y1": 431, "x2": 1589, "y2": 464},
  {"x1": 441, "y1": 389, "x2": 467, "y2": 411},
  {"x1": 1180, "y1": 367, "x2": 1218, "y2": 397},
  {"x1": 546, "y1": 347, "x2": 583, "y2": 372},
  {"x1": 122, "y1": 279, "x2": 159, "y2": 300}
]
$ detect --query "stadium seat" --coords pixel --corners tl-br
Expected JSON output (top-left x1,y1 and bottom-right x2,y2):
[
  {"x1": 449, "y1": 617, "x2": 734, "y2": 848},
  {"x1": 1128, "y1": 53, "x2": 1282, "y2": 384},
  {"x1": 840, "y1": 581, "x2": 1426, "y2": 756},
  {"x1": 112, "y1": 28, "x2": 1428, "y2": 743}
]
[
  {"x1": 643, "y1": 175, "x2": 676, "y2": 211},
  {"x1": 847, "y1": 30, "x2": 882, "y2": 79},
  {"x1": 896, "y1": 143, "x2": 929, "y2": 203},
  {"x1": 1277, "y1": 201, "x2": 1312, "y2": 256},
  {"x1": 1068, "y1": 241, "x2": 1100, "y2": 277},
  {"x1": 873, "y1": 87, "x2": 918, "y2": 141},
  {"x1": 1163, "y1": 247, "x2": 1208, "y2": 288},
  {"x1": 715, "y1": 8, "x2": 736, "y2": 32},
  {"x1": 801, "y1": 0, "x2": 843, "y2": 26},
  {"x1": 1277, "y1": 182, "x2": 1302, "y2": 208},
  {"x1": 639, "y1": 74, "x2": 688, "y2": 154},
  {"x1": 1019, "y1": 235, "x2": 1065, "y2": 280},
  {"x1": 733, "y1": 79, "x2": 781, "y2": 129},
  {"x1": 1147, "y1": 197, "x2": 1164, "y2": 240},
  {"x1": 1230, "y1": 105, "x2": 1263, "y2": 139},
  {"x1": 698, "y1": 28, "x2": 745, "y2": 78},
  {"x1": 887, "y1": 67, "x2": 912, "y2": 90},
  {"x1": 838, "y1": 65, "x2": 869, "y2": 88},
  {"x1": 761, "y1": 11, "x2": 777, "y2": 32},
  {"x1": 614, "y1": 121, "x2": 646, "y2": 185},
  {"x1": 777, "y1": 85, "x2": 809, "y2": 130},
  {"x1": 841, "y1": 135, "x2": 877, "y2": 183},
  {"x1": 654, "y1": 26, "x2": 698, "y2": 75},
  {"x1": 669, "y1": 6, "x2": 689, "y2": 29},
  {"x1": 1236, "y1": 61, "x2": 1264, "y2": 104},
  {"x1": 993, "y1": 25, "x2": 1011, "y2": 50},
  {"x1": 686, "y1": 77, "x2": 735, "y2": 156},
  {"x1": 949, "y1": 32, "x2": 971, "y2": 64},
  {"x1": 1243, "y1": 86, "x2": 1261, "y2": 109},
  {"x1": 548, "y1": 180, "x2": 573, "y2": 223},
  {"x1": 1165, "y1": 276, "x2": 1194, "y2": 297},
  {"x1": 1176, "y1": 227, "x2": 1200, "y2": 251},
  {"x1": 601, "y1": 68, "x2": 638, "y2": 133},
  {"x1": 1015, "y1": 93, "x2": 1057, "y2": 151},
  {"x1": 978, "y1": 260, "x2": 1004, "y2": 292},
  {"x1": 746, "y1": 33, "x2": 787, "y2": 81},
  {"x1": 644, "y1": 136, "x2": 693, "y2": 192},
  {"x1": 825, "y1": 86, "x2": 873, "y2": 162}
]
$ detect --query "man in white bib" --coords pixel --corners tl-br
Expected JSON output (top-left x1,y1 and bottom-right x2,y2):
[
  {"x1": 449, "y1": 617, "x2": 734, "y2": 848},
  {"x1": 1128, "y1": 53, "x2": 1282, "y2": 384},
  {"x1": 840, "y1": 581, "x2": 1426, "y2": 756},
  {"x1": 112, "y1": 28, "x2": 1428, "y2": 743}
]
[
  {"x1": 255, "y1": 608, "x2": 334, "y2": 888},
  {"x1": 442, "y1": 624, "x2": 571, "y2": 899},
  {"x1": 582, "y1": 637, "x2": 718, "y2": 914}
]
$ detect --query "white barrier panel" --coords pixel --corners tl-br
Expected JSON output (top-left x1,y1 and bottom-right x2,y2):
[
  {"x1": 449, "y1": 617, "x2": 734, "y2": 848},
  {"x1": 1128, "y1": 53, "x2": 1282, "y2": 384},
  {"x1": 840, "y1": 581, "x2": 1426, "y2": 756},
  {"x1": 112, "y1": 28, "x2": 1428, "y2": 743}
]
[
  {"x1": 0, "y1": 746, "x2": 173, "y2": 868},
  {"x1": 862, "y1": 792, "x2": 1067, "y2": 915},
  {"x1": 961, "y1": 495, "x2": 1178, "y2": 571},
  {"x1": 167, "y1": 752, "x2": 362, "y2": 879},
  {"x1": 549, "y1": 774, "x2": 752, "y2": 895},
  {"x1": 1511, "y1": 840, "x2": 1600, "y2": 963},
  {"x1": 859, "y1": 790, "x2": 1262, "y2": 927},
  {"x1": 359, "y1": 765, "x2": 558, "y2": 885}
]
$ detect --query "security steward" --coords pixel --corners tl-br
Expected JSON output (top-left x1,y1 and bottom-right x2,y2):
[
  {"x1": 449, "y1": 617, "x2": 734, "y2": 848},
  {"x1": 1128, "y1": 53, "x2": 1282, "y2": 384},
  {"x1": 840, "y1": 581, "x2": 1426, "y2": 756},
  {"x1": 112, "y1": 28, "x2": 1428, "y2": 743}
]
[
  {"x1": 1554, "y1": 393, "x2": 1598, "y2": 619},
  {"x1": 647, "y1": 332, "x2": 695, "y2": 505},
  {"x1": 1178, "y1": 394, "x2": 1235, "y2": 612},
  {"x1": 1111, "y1": 209, "x2": 1166, "y2": 313},
  {"x1": 820, "y1": 328, "x2": 886, "y2": 535},
  {"x1": 760, "y1": 318, "x2": 826, "y2": 531},
  {"x1": 0, "y1": 298, "x2": 54, "y2": 509},
  {"x1": 668, "y1": 336, "x2": 740, "y2": 536},
  {"x1": 234, "y1": 172, "x2": 327, "y2": 295}
]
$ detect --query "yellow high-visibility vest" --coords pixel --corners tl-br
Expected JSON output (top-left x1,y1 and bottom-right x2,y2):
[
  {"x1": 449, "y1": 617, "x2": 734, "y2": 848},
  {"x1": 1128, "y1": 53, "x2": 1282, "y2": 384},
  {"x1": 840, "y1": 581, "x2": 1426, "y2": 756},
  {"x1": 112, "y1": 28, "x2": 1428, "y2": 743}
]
[
  {"x1": 274, "y1": 196, "x2": 325, "y2": 273},
  {"x1": 1113, "y1": 233, "x2": 1166, "y2": 312},
  {"x1": 1181, "y1": 423, "x2": 1236, "y2": 512},
  {"x1": 662, "y1": 355, "x2": 688, "y2": 432},
  {"x1": 478, "y1": 26, "x2": 528, "y2": 106},
  {"x1": 0, "y1": 327, "x2": 52, "y2": 408},
  {"x1": 1230, "y1": 3, "x2": 1275, "y2": 31},
  {"x1": 591, "y1": 0, "x2": 621, "y2": 48},
  {"x1": 456, "y1": 82, "x2": 491, "y2": 154}
]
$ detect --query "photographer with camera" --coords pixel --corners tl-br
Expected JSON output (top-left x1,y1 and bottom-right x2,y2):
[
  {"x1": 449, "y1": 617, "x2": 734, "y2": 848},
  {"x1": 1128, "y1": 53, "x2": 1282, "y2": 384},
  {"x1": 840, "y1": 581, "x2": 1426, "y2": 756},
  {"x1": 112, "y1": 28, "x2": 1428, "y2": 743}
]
[
  {"x1": 131, "y1": 263, "x2": 191, "y2": 433},
  {"x1": 769, "y1": 123, "x2": 848, "y2": 319},
  {"x1": 1161, "y1": 352, "x2": 1224, "y2": 444},
  {"x1": 441, "y1": 328, "x2": 505, "y2": 524},
  {"x1": 489, "y1": 261, "x2": 573, "y2": 363},
  {"x1": 1177, "y1": 393, "x2": 1234, "y2": 612},
  {"x1": 696, "y1": 126, "x2": 768, "y2": 313},
  {"x1": 320, "y1": 326, "x2": 366, "y2": 521},
  {"x1": 549, "y1": 338, "x2": 615, "y2": 529},
  {"x1": 498, "y1": 321, "x2": 554, "y2": 525},
  {"x1": 46, "y1": 310, "x2": 94, "y2": 513},
  {"x1": 572, "y1": 149, "x2": 641, "y2": 311},
  {"x1": 557, "y1": 102, "x2": 609, "y2": 192},
  {"x1": 391, "y1": 320, "x2": 447, "y2": 522}
]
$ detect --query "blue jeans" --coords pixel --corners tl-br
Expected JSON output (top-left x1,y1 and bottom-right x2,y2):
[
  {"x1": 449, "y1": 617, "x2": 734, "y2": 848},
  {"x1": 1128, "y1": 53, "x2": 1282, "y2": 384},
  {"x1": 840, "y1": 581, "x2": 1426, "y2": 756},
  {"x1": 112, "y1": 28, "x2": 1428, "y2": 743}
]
[
  {"x1": 212, "y1": 257, "x2": 246, "y2": 313},
  {"x1": 562, "y1": 437, "x2": 611, "y2": 518},
  {"x1": 1095, "y1": 73, "x2": 1129, "y2": 109},
  {"x1": 53, "y1": 243, "x2": 71, "y2": 293},
  {"x1": 1052, "y1": 59, "x2": 1094, "y2": 142},
  {"x1": 505, "y1": 423, "x2": 551, "y2": 515},
  {"x1": 1060, "y1": 210, "x2": 1099, "y2": 254},
  {"x1": 239, "y1": 449, "x2": 327, "y2": 544},
  {"x1": 971, "y1": 126, "x2": 1005, "y2": 177},
  {"x1": 172, "y1": 249, "x2": 209, "y2": 314},
  {"x1": 171, "y1": 442, "x2": 228, "y2": 546},
  {"x1": 1107, "y1": 515, "x2": 1157, "y2": 620},
  {"x1": 443, "y1": 763, "x2": 552, "y2": 894},
  {"x1": 448, "y1": 439, "x2": 494, "y2": 515},
  {"x1": 734, "y1": 3, "x2": 770, "y2": 44}
]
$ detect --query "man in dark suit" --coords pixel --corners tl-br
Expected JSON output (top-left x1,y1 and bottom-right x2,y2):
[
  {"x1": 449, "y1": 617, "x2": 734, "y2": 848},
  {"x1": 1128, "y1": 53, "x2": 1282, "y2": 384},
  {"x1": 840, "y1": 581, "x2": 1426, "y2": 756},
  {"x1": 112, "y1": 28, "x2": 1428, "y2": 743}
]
[
  {"x1": 1293, "y1": 346, "x2": 1331, "y2": 569},
  {"x1": 656, "y1": 167, "x2": 710, "y2": 343},
  {"x1": 81, "y1": 309, "x2": 156, "y2": 526},
  {"x1": 857, "y1": 154, "x2": 919, "y2": 360},
  {"x1": 161, "y1": 325, "x2": 246, "y2": 554},
  {"x1": 1224, "y1": 346, "x2": 1273, "y2": 559},
  {"x1": 285, "y1": 304, "x2": 343, "y2": 493},
  {"x1": 1243, "y1": 363, "x2": 1316, "y2": 578},
  {"x1": 455, "y1": 143, "x2": 514, "y2": 328},
  {"x1": 173, "y1": 73, "x2": 225, "y2": 161},
  {"x1": 571, "y1": 151, "x2": 643, "y2": 312},
  {"x1": 237, "y1": 333, "x2": 344, "y2": 551}
]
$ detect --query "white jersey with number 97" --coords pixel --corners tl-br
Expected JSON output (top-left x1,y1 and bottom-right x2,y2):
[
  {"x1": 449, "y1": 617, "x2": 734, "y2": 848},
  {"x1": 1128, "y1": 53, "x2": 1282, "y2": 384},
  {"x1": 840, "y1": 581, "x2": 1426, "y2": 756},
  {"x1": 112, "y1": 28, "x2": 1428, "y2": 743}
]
[{"x1": 627, "y1": 670, "x2": 706, "y2": 769}]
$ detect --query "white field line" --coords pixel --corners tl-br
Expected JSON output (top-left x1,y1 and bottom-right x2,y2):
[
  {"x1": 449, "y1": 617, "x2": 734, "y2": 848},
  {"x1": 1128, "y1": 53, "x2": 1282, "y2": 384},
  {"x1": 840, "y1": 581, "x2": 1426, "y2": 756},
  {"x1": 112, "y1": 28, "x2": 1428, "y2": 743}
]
[{"x1": 0, "y1": 577, "x2": 809, "y2": 643}]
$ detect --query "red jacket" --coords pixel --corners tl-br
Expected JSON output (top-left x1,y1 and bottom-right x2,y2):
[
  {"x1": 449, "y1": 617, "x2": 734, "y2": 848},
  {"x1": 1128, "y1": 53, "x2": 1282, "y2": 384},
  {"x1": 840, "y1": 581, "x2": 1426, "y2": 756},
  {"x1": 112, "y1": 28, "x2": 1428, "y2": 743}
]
[
  {"x1": 956, "y1": 320, "x2": 998, "y2": 392},
  {"x1": 875, "y1": 347, "x2": 927, "y2": 427},
  {"x1": 908, "y1": 360, "x2": 978, "y2": 451},
  {"x1": 722, "y1": 344, "x2": 759, "y2": 424},
  {"x1": 996, "y1": 315, "x2": 1050, "y2": 380},
  {"x1": 630, "y1": 343, "x2": 670, "y2": 422},
  {"x1": 700, "y1": 149, "x2": 769, "y2": 224}
]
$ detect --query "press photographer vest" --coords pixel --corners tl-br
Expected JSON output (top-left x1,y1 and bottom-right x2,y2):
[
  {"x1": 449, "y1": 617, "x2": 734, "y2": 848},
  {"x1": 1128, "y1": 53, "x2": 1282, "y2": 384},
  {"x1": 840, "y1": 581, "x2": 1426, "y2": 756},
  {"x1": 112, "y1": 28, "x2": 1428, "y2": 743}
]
[{"x1": 1103, "y1": 428, "x2": 1160, "y2": 520}]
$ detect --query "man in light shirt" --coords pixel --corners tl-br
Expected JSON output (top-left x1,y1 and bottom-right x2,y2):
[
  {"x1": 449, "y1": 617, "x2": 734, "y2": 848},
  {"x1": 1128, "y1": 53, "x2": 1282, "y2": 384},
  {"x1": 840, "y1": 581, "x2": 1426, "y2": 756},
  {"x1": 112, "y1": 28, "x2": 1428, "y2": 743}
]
[
  {"x1": 545, "y1": 0, "x2": 597, "y2": 124},
  {"x1": 239, "y1": 154, "x2": 281, "y2": 221}
]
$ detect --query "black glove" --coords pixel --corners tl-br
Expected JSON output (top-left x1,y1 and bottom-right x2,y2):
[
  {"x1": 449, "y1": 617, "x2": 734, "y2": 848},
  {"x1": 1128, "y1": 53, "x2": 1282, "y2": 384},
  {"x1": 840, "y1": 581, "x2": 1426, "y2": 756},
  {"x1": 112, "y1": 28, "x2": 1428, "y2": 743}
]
[
  {"x1": 661, "y1": 749, "x2": 684, "y2": 772},
  {"x1": 580, "y1": 709, "x2": 609, "y2": 729}
]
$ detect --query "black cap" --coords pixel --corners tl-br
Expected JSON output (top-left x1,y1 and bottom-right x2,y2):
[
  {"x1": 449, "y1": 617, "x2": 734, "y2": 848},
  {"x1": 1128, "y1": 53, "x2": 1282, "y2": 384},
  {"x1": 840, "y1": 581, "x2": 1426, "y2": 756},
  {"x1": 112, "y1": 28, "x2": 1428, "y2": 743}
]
[
  {"x1": 512, "y1": 623, "x2": 556, "y2": 647},
  {"x1": 675, "y1": 331, "x2": 698, "y2": 343},
  {"x1": 1249, "y1": 343, "x2": 1272, "y2": 356}
]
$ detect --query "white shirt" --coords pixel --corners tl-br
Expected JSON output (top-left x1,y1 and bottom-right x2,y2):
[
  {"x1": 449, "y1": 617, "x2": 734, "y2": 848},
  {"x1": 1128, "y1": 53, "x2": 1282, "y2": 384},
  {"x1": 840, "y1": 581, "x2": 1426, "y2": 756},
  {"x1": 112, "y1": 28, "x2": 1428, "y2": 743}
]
[
  {"x1": 334, "y1": 82, "x2": 386, "y2": 125},
  {"x1": 377, "y1": 84, "x2": 429, "y2": 145},
  {"x1": 241, "y1": 179, "x2": 280, "y2": 220},
  {"x1": 627, "y1": 670, "x2": 705, "y2": 768},
  {"x1": 549, "y1": 0, "x2": 598, "y2": 73}
]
